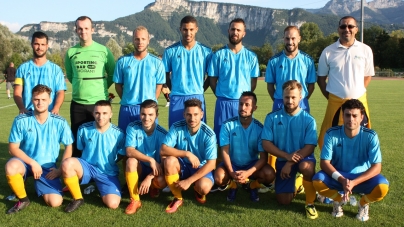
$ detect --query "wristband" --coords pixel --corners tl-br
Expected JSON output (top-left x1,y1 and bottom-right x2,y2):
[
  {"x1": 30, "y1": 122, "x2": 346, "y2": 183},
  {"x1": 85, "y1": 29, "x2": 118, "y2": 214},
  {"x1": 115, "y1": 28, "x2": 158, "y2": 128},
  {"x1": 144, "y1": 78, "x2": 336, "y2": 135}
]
[{"x1": 331, "y1": 171, "x2": 342, "y2": 181}]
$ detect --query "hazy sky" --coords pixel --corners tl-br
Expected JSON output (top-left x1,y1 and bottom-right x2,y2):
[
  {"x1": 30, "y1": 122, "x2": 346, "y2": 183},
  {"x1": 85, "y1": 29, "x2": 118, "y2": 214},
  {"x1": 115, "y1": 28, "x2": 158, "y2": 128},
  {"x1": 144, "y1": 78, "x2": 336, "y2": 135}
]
[{"x1": 0, "y1": 0, "x2": 331, "y2": 32}]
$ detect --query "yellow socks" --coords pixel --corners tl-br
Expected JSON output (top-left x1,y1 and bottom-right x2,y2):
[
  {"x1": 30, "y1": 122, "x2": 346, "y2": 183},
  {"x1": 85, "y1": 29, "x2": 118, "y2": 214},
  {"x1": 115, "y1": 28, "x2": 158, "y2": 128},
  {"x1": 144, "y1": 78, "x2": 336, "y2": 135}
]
[
  {"x1": 229, "y1": 180, "x2": 237, "y2": 189},
  {"x1": 165, "y1": 174, "x2": 182, "y2": 200},
  {"x1": 63, "y1": 175, "x2": 83, "y2": 200},
  {"x1": 126, "y1": 171, "x2": 140, "y2": 201},
  {"x1": 250, "y1": 180, "x2": 261, "y2": 189},
  {"x1": 312, "y1": 180, "x2": 342, "y2": 202},
  {"x1": 7, "y1": 174, "x2": 27, "y2": 199},
  {"x1": 360, "y1": 183, "x2": 389, "y2": 206},
  {"x1": 302, "y1": 180, "x2": 317, "y2": 205}
]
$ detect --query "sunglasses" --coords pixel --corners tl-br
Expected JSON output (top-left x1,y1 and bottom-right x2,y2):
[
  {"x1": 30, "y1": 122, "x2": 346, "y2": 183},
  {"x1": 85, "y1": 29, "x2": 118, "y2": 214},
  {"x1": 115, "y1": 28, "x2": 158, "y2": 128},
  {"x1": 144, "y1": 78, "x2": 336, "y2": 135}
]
[{"x1": 339, "y1": 25, "x2": 357, "y2": 29}]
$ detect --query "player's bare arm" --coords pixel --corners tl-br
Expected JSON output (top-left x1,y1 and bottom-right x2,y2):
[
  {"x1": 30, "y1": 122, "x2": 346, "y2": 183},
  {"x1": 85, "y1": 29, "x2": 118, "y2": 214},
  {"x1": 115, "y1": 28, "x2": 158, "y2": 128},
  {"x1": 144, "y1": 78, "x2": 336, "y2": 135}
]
[
  {"x1": 266, "y1": 83, "x2": 275, "y2": 101},
  {"x1": 176, "y1": 159, "x2": 216, "y2": 190},
  {"x1": 295, "y1": 144, "x2": 316, "y2": 159},
  {"x1": 364, "y1": 76, "x2": 372, "y2": 88},
  {"x1": 165, "y1": 72, "x2": 172, "y2": 90},
  {"x1": 13, "y1": 85, "x2": 27, "y2": 114},
  {"x1": 155, "y1": 84, "x2": 163, "y2": 100},
  {"x1": 251, "y1": 78, "x2": 257, "y2": 92},
  {"x1": 51, "y1": 90, "x2": 65, "y2": 115},
  {"x1": 46, "y1": 144, "x2": 73, "y2": 180},
  {"x1": 9, "y1": 142, "x2": 42, "y2": 179},
  {"x1": 306, "y1": 83, "x2": 315, "y2": 99},
  {"x1": 114, "y1": 83, "x2": 123, "y2": 99},
  {"x1": 262, "y1": 140, "x2": 302, "y2": 163},
  {"x1": 209, "y1": 77, "x2": 218, "y2": 95},
  {"x1": 222, "y1": 145, "x2": 236, "y2": 179},
  {"x1": 317, "y1": 76, "x2": 329, "y2": 99},
  {"x1": 160, "y1": 144, "x2": 200, "y2": 168}
]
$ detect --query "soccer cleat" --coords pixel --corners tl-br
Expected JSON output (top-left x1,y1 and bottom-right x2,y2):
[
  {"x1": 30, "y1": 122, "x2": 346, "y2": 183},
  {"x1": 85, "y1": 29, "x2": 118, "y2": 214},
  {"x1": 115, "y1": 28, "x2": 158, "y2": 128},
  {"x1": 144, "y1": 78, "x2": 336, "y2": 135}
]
[
  {"x1": 250, "y1": 188, "x2": 259, "y2": 202},
  {"x1": 125, "y1": 199, "x2": 142, "y2": 215},
  {"x1": 165, "y1": 198, "x2": 183, "y2": 213},
  {"x1": 305, "y1": 204, "x2": 319, "y2": 219},
  {"x1": 332, "y1": 201, "x2": 344, "y2": 217},
  {"x1": 7, "y1": 199, "x2": 30, "y2": 214},
  {"x1": 227, "y1": 188, "x2": 238, "y2": 202},
  {"x1": 210, "y1": 184, "x2": 229, "y2": 192},
  {"x1": 165, "y1": 102, "x2": 170, "y2": 107},
  {"x1": 258, "y1": 183, "x2": 273, "y2": 193},
  {"x1": 65, "y1": 199, "x2": 84, "y2": 213},
  {"x1": 194, "y1": 191, "x2": 206, "y2": 204},
  {"x1": 356, "y1": 203, "x2": 369, "y2": 222},
  {"x1": 162, "y1": 186, "x2": 171, "y2": 193},
  {"x1": 150, "y1": 188, "x2": 160, "y2": 198}
]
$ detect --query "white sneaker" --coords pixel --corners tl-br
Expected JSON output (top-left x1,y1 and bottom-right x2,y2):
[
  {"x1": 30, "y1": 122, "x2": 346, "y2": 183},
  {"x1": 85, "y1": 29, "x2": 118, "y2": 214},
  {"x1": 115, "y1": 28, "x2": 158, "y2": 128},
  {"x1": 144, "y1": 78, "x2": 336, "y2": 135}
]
[
  {"x1": 356, "y1": 203, "x2": 369, "y2": 222},
  {"x1": 162, "y1": 186, "x2": 171, "y2": 193},
  {"x1": 165, "y1": 102, "x2": 170, "y2": 107},
  {"x1": 332, "y1": 201, "x2": 344, "y2": 217}
]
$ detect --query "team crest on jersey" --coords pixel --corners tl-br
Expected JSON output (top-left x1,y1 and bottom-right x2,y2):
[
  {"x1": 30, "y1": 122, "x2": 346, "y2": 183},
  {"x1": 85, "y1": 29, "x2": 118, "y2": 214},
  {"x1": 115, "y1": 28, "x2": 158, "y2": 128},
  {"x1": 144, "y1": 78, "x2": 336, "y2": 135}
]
[
  {"x1": 177, "y1": 55, "x2": 181, "y2": 58},
  {"x1": 277, "y1": 121, "x2": 283, "y2": 125},
  {"x1": 138, "y1": 136, "x2": 143, "y2": 140},
  {"x1": 337, "y1": 143, "x2": 342, "y2": 147},
  {"x1": 232, "y1": 132, "x2": 237, "y2": 136},
  {"x1": 279, "y1": 65, "x2": 283, "y2": 68},
  {"x1": 88, "y1": 138, "x2": 92, "y2": 143},
  {"x1": 27, "y1": 128, "x2": 32, "y2": 132}
]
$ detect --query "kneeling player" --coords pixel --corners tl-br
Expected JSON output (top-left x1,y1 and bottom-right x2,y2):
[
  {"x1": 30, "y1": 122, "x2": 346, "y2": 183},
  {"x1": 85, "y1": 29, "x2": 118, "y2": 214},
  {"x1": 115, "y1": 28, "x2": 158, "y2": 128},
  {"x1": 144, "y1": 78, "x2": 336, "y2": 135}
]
[
  {"x1": 262, "y1": 80, "x2": 319, "y2": 219},
  {"x1": 62, "y1": 100, "x2": 126, "y2": 213},
  {"x1": 214, "y1": 92, "x2": 275, "y2": 202},
  {"x1": 5, "y1": 85, "x2": 73, "y2": 214},
  {"x1": 313, "y1": 99, "x2": 389, "y2": 222},
  {"x1": 124, "y1": 100, "x2": 168, "y2": 214},
  {"x1": 161, "y1": 99, "x2": 217, "y2": 213}
]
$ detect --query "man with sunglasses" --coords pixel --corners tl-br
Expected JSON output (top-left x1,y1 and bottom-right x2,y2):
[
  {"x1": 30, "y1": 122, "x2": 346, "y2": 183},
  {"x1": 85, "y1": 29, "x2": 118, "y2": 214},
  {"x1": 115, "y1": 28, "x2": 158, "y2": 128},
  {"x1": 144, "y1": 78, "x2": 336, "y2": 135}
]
[{"x1": 317, "y1": 16, "x2": 374, "y2": 149}]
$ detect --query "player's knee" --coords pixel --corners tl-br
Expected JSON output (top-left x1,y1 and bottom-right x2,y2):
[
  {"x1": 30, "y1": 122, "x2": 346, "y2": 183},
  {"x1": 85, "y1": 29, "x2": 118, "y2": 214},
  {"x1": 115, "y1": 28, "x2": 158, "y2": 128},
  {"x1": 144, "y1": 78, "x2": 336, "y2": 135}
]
[
  {"x1": 105, "y1": 199, "x2": 120, "y2": 209},
  {"x1": 262, "y1": 165, "x2": 276, "y2": 182},
  {"x1": 47, "y1": 198, "x2": 63, "y2": 207},
  {"x1": 276, "y1": 194, "x2": 293, "y2": 205},
  {"x1": 5, "y1": 159, "x2": 23, "y2": 175},
  {"x1": 163, "y1": 156, "x2": 177, "y2": 169},
  {"x1": 61, "y1": 158, "x2": 76, "y2": 173},
  {"x1": 214, "y1": 169, "x2": 226, "y2": 185},
  {"x1": 126, "y1": 158, "x2": 138, "y2": 171},
  {"x1": 154, "y1": 176, "x2": 166, "y2": 189}
]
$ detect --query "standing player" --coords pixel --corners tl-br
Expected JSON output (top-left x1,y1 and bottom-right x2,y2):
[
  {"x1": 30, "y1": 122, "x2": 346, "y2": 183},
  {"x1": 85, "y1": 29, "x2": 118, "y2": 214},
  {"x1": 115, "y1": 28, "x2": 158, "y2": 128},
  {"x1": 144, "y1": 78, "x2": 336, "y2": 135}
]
[
  {"x1": 317, "y1": 16, "x2": 374, "y2": 149},
  {"x1": 61, "y1": 100, "x2": 125, "y2": 213},
  {"x1": 214, "y1": 92, "x2": 275, "y2": 202},
  {"x1": 162, "y1": 15, "x2": 212, "y2": 127},
  {"x1": 266, "y1": 26, "x2": 316, "y2": 112},
  {"x1": 124, "y1": 100, "x2": 168, "y2": 215},
  {"x1": 208, "y1": 18, "x2": 259, "y2": 142},
  {"x1": 161, "y1": 99, "x2": 217, "y2": 213},
  {"x1": 5, "y1": 85, "x2": 73, "y2": 214},
  {"x1": 14, "y1": 32, "x2": 66, "y2": 114},
  {"x1": 262, "y1": 80, "x2": 319, "y2": 219},
  {"x1": 313, "y1": 99, "x2": 389, "y2": 222},
  {"x1": 114, "y1": 26, "x2": 165, "y2": 131},
  {"x1": 4, "y1": 62, "x2": 16, "y2": 99},
  {"x1": 65, "y1": 16, "x2": 115, "y2": 157}
]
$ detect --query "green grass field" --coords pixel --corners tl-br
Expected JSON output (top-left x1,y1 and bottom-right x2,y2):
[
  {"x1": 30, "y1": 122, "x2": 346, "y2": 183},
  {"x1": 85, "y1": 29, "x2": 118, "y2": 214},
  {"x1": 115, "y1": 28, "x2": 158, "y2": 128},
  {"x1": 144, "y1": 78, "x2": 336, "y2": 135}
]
[{"x1": 0, "y1": 79, "x2": 402, "y2": 226}]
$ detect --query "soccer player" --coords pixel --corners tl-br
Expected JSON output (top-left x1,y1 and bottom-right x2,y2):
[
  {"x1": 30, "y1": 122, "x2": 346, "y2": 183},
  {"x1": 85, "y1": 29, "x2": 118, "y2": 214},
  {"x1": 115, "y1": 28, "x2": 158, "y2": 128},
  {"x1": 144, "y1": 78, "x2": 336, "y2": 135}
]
[
  {"x1": 114, "y1": 26, "x2": 165, "y2": 131},
  {"x1": 124, "y1": 100, "x2": 168, "y2": 215},
  {"x1": 162, "y1": 15, "x2": 212, "y2": 127},
  {"x1": 161, "y1": 98, "x2": 217, "y2": 213},
  {"x1": 266, "y1": 26, "x2": 316, "y2": 113},
  {"x1": 313, "y1": 99, "x2": 389, "y2": 222},
  {"x1": 5, "y1": 84, "x2": 73, "y2": 214},
  {"x1": 4, "y1": 62, "x2": 16, "y2": 99},
  {"x1": 14, "y1": 32, "x2": 66, "y2": 114},
  {"x1": 61, "y1": 100, "x2": 125, "y2": 213},
  {"x1": 65, "y1": 16, "x2": 115, "y2": 157},
  {"x1": 262, "y1": 80, "x2": 319, "y2": 219},
  {"x1": 214, "y1": 91, "x2": 275, "y2": 202},
  {"x1": 317, "y1": 16, "x2": 374, "y2": 149},
  {"x1": 208, "y1": 18, "x2": 259, "y2": 142}
]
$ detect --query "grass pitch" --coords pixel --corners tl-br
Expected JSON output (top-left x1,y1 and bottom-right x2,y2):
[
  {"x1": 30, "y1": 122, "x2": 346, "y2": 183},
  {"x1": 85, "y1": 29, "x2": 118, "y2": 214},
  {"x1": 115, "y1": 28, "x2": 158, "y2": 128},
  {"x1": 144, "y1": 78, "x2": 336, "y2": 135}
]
[{"x1": 0, "y1": 79, "x2": 402, "y2": 226}]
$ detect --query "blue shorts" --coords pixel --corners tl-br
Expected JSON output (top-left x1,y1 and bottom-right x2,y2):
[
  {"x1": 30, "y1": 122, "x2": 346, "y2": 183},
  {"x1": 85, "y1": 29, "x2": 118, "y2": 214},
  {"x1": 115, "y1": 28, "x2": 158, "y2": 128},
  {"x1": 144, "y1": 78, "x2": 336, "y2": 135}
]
[
  {"x1": 218, "y1": 161, "x2": 258, "y2": 180},
  {"x1": 273, "y1": 98, "x2": 310, "y2": 113},
  {"x1": 118, "y1": 105, "x2": 141, "y2": 131},
  {"x1": 313, "y1": 170, "x2": 389, "y2": 194},
  {"x1": 275, "y1": 156, "x2": 316, "y2": 194},
  {"x1": 214, "y1": 97, "x2": 239, "y2": 142},
  {"x1": 11, "y1": 158, "x2": 62, "y2": 196},
  {"x1": 78, "y1": 158, "x2": 121, "y2": 197},
  {"x1": 169, "y1": 94, "x2": 206, "y2": 128},
  {"x1": 139, "y1": 162, "x2": 153, "y2": 182},
  {"x1": 178, "y1": 158, "x2": 214, "y2": 184}
]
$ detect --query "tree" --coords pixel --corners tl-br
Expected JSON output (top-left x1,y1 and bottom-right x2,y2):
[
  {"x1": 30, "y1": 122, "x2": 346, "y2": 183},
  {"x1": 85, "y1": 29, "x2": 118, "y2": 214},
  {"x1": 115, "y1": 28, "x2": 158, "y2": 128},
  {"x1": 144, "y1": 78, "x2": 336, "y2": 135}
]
[
  {"x1": 300, "y1": 22, "x2": 323, "y2": 42},
  {"x1": 250, "y1": 43, "x2": 274, "y2": 66},
  {"x1": 106, "y1": 38, "x2": 123, "y2": 60}
]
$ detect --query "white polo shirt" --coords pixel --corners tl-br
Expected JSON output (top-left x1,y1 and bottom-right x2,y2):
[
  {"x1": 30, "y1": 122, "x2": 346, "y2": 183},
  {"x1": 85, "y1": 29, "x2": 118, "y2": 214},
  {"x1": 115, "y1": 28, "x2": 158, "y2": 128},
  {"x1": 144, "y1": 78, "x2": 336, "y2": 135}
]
[{"x1": 317, "y1": 39, "x2": 374, "y2": 99}]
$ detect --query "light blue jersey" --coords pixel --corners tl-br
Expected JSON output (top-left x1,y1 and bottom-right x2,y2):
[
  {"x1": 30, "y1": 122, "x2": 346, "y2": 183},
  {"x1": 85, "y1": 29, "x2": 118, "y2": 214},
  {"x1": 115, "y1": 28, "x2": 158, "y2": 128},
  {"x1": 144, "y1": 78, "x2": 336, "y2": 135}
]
[
  {"x1": 15, "y1": 60, "x2": 66, "y2": 111},
  {"x1": 113, "y1": 53, "x2": 165, "y2": 106},
  {"x1": 162, "y1": 41, "x2": 212, "y2": 96},
  {"x1": 125, "y1": 121, "x2": 168, "y2": 166},
  {"x1": 262, "y1": 108, "x2": 317, "y2": 161},
  {"x1": 9, "y1": 112, "x2": 73, "y2": 168},
  {"x1": 321, "y1": 126, "x2": 381, "y2": 174},
  {"x1": 77, "y1": 122, "x2": 126, "y2": 176},
  {"x1": 208, "y1": 45, "x2": 259, "y2": 99},
  {"x1": 163, "y1": 120, "x2": 217, "y2": 167},
  {"x1": 265, "y1": 50, "x2": 316, "y2": 99},
  {"x1": 220, "y1": 116, "x2": 263, "y2": 166}
]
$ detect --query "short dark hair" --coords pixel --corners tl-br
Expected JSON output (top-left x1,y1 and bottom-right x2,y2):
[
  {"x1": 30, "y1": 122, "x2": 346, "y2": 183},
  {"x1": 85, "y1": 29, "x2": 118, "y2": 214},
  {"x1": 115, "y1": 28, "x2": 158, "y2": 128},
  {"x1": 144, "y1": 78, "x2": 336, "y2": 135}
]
[
  {"x1": 140, "y1": 99, "x2": 159, "y2": 114},
  {"x1": 342, "y1": 99, "x2": 365, "y2": 115},
  {"x1": 95, "y1": 100, "x2": 112, "y2": 108},
  {"x1": 184, "y1": 98, "x2": 202, "y2": 111},
  {"x1": 229, "y1": 18, "x2": 246, "y2": 29},
  {"x1": 284, "y1": 26, "x2": 300, "y2": 36},
  {"x1": 31, "y1": 31, "x2": 48, "y2": 44},
  {"x1": 282, "y1": 80, "x2": 302, "y2": 93},
  {"x1": 240, "y1": 91, "x2": 257, "y2": 105},
  {"x1": 180, "y1": 15, "x2": 198, "y2": 27},
  {"x1": 32, "y1": 84, "x2": 52, "y2": 96},
  {"x1": 75, "y1": 16, "x2": 93, "y2": 28},
  {"x1": 339, "y1": 16, "x2": 357, "y2": 26}
]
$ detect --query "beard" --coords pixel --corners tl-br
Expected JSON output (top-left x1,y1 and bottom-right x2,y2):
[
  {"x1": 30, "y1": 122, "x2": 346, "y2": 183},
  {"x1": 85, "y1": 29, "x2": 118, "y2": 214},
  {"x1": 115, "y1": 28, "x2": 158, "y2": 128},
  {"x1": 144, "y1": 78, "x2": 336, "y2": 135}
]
[
  {"x1": 33, "y1": 50, "x2": 47, "y2": 58},
  {"x1": 228, "y1": 34, "x2": 243, "y2": 45},
  {"x1": 284, "y1": 44, "x2": 298, "y2": 54},
  {"x1": 284, "y1": 104, "x2": 298, "y2": 114}
]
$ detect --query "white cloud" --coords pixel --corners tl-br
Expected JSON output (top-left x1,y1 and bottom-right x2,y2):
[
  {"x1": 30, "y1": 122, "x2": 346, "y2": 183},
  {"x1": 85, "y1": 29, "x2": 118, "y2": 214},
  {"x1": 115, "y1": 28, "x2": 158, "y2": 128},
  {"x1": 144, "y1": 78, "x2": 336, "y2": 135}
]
[{"x1": 0, "y1": 21, "x2": 22, "y2": 33}]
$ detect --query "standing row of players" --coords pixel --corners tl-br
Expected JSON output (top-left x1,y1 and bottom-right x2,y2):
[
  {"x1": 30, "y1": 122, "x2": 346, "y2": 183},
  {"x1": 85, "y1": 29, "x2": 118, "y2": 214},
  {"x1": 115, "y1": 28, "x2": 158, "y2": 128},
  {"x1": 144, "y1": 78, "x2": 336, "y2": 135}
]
[{"x1": 6, "y1": 14, "x2": 388, "y2": 221}]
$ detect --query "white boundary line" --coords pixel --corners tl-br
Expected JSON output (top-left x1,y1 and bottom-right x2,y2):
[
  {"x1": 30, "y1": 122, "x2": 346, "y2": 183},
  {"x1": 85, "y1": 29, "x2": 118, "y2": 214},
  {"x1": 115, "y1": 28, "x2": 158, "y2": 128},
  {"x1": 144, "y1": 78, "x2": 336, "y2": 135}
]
[{"x1": 0, "y1": 92, "x2": 72, "y2": 109}]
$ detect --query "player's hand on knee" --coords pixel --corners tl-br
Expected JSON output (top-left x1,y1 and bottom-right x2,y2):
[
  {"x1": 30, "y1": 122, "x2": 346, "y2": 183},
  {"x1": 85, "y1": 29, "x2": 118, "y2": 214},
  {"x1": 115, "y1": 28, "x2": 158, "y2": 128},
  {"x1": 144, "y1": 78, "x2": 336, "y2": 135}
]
[
  {"x1": 150, "y1": 159, "x2": 162, "y2": 176},
  {"x1": 45, "y1": 167, "x2": 61, "y2": 180},
  {"x1": 139, "y1": 178, "x2": 152, "y2": 195},
  {"x1": 176, "y1": 179, "x2": 191, "y2": 191},
  {"x1": 30, "y1": 161, "x2": 43, "y2": 179},
  {"x1": 280, "y1": 163, "x2": 292, "y2": 180},
  {"x1": 186, "y1": 152, "x2": 200, "y2": 168}
]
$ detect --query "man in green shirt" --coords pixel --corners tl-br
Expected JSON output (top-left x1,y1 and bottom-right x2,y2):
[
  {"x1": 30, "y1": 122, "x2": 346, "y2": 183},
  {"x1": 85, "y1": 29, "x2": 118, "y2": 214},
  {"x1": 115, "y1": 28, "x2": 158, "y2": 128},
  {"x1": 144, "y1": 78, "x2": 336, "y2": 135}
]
[{"x1": 65, "y1": 16, "x2": 115, "y2": 157}]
